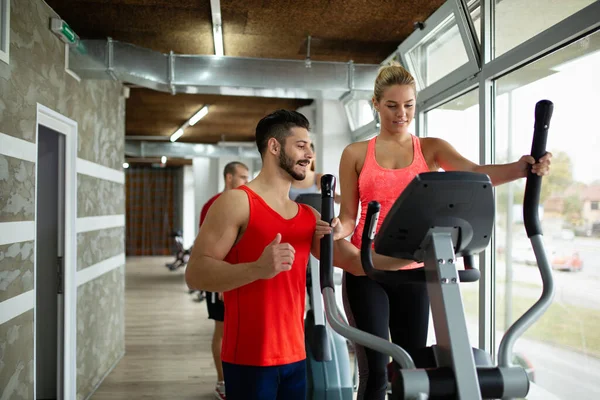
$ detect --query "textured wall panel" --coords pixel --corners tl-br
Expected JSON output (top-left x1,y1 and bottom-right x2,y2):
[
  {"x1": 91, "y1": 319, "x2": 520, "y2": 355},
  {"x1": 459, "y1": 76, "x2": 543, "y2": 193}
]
[
  {"x1": 76, "y1": 266, "x2": 125, "y2": 400},
  {"x1": 0, "y1": 241, "x2": 34, "y2": 303},
  {"x1": 0, "y1": 310, "x2": 34, "y2": 400}
]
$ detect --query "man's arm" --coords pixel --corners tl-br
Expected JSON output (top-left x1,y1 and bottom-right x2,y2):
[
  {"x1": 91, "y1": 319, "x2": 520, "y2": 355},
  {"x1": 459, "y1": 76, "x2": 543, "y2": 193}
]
[
  {"x1": 308, "y1": 207, "x2": 413, "y2": 276},
  {"x1": 185, "y1": 190, "x2": 295, "y2": 292}
]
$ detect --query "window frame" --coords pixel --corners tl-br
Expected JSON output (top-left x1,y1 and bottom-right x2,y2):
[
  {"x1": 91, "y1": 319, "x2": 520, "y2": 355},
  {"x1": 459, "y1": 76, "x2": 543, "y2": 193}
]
[
  {"x1": 0, "y1": 0, "x2": 9, "y2": 65},
  {"x1": 394, "y1": 0, "x2": 600, "y2": 359},
  {"x1": 397, "y1": 0, "x2": 481, "y2": 106}
]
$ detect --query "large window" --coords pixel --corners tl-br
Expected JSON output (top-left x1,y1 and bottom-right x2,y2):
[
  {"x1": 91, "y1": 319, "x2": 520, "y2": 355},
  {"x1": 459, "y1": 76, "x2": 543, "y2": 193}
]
[
  {"x1": 406, "y1": 13, "x2": 469, "y2": 90},
  {"x1": 424, "y1": 89, "x2": 480, "y2": 346},
  {"x1": 341, "y1": 90, "x2": 377, "y2": 133},
  {"x1": 494, "y1": 0, "x2": 596, "y2": 58},
  {"x1": 398, "y1": 0, "x2": 479, "y2": 102},
  {"x1": 345, "y1": 99, "x2": 374, "y2": 131},
  {"x1": 494, "y1": 29, "x2": 600, "y2": 399}
]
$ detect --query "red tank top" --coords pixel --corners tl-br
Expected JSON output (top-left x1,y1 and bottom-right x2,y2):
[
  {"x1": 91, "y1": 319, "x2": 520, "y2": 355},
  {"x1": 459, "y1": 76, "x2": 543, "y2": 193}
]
[
  {"x1": 221, "y1": 186, "x2": 316, "y2": 366},
  {"x1": 350, "y1": 135, "x2": 430, "y2": 268}
]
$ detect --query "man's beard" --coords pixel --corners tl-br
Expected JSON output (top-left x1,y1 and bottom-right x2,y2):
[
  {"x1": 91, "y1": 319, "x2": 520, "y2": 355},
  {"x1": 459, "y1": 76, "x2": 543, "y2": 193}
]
[{"x1": 279, "y1": 149, "x2": 307, "y2": 181}]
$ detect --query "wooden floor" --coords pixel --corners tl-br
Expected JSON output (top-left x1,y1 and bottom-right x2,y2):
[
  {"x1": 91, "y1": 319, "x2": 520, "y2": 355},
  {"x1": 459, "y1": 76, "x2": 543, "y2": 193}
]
[{"x1": 92, "y1": 256, "x2": 218, "y2": 400}]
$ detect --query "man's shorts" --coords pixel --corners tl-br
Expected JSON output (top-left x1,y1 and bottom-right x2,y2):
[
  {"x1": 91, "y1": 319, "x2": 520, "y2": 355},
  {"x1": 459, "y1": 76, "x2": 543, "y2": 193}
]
[{"x1": 206, "y1": 291, "x2": 224, "y2": 322}]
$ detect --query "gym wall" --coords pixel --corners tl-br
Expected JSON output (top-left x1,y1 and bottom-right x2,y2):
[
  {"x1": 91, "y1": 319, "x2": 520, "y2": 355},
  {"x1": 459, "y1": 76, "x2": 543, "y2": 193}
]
[{"x1": 0, "y1": 0, "x2": 126, "y2": 399}]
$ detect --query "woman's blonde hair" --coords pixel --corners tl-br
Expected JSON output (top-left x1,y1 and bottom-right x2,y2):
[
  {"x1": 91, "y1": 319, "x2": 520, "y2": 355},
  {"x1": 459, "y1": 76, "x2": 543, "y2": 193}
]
[{"x1": 373, "y1": 62, "x2": 417, "y2": 102}]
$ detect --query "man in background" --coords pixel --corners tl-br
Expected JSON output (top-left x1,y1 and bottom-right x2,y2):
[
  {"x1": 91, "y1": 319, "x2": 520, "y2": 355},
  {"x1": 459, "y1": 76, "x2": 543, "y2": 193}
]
[{"x1": 198, "y1": 161, "x2": 250, "y2": 400}]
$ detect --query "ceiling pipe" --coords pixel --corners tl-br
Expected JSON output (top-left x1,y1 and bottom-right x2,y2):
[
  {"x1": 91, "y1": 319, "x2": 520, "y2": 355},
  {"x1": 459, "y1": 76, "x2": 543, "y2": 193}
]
[
  {"x1": 68, "y1": 39, "x2": 380, "y2": 94},
  {"x1": 125, "y1": 140, "x2": 262, "y2": 159}
]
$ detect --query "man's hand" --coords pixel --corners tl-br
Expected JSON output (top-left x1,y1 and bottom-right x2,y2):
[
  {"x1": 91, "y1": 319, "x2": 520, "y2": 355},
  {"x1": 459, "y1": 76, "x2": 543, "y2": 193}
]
[
  {"x1": 517, "y1": 152, "x2": 552, "y2": 178},
  {"x1": 254, "y1": 233, "x2": 295, "y2": 279},
  {"x1": 315, "y1": 217, "x2": 345, "y2": 241}
]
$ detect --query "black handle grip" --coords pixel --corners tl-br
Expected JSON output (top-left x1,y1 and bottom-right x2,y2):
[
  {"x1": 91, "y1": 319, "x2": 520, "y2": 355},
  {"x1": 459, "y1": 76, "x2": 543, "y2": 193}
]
[
  {"x1": 312, "y1": 325, "x2": 331, "y2": 362},
  {"x1": 320, "y1": 174, "x2": 336, "y2": 290},
  {"x1": 524, "y1": 100, "x2": 553, "y2": 237},
  {"x1": 360, "y1": 201, "x2": 384, "y2": 278},
  {"x1": 360, "y1": 202, "x2": 427, "y2": 283}
]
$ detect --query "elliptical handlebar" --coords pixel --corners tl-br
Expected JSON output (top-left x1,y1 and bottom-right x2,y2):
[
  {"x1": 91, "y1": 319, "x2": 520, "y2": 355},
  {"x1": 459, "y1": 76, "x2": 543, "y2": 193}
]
[
  {"x1": 524, "y1": 99, "x2": 553, "y2": 238},
  {"x1": 360, "y1": 201, "x2": 480, "y2": 285},
  {"x1": 318, "y1": 174, "x2": 419, "y2": 374},
  {"x1": 319, "y1": 175, "x2": 336, "y2": 291},
  {"x1": 498, "y1": 99, "x2": 556, "y2": 368},
  {"x1": 360, "y1": 201, "x2": 427, "y2": 283}
]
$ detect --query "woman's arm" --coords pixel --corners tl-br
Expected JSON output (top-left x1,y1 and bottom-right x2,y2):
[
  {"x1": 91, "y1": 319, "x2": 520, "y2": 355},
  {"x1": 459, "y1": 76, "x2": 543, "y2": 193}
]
[
  {"x1": 429, "y1": 138, "x2": 551, "y2": 186},
  {"x1": 337, "y1": 144, "x2": 361, "y2": 239}
]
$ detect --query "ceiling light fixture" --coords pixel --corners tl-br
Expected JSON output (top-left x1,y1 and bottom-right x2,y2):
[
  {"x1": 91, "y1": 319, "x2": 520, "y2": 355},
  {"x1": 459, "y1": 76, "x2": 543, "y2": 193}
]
[
  {"x1": 170, "y1": 128, "x2": 184, "y2": 142},
  {"x1": 189, "y1": 105, "x2": 209, "y2": 126},
  {"x1": 213, "y1": 24, "x2": 224, "y2": 57},
  {"x1": 169, "y1": 105, "x2": 210, "y2": 142},
  {"x1": 123, "y1": 162, "x2": 129, "y2": 169},
  {"x1": 161, "y1": 156, "x2": 167, "y2": 164},
  {"x1": 210, "y1": 0, "x2": 224, "y2": 57}
]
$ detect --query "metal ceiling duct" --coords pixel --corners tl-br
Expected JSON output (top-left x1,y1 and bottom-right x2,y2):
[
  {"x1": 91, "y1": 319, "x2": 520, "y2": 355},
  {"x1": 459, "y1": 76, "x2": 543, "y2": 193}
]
[
  {"x1": 69, "y1": 39, "x2": 381, "y2": 94},
  {"x1": 125, "y1": 141, "x2": 262, "y2": 159}
]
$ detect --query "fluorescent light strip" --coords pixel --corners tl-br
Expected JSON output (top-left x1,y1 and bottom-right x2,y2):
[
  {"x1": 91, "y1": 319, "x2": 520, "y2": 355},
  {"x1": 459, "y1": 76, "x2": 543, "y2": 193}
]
[
  {"x1": 189, "y1": 106, "x2": 209, "y2": 126},
  {"x1": 210, "y1": 0, "x2": 224, "y2": 57},
  {"x1": 213, "y1": 25, "x2": 224, "y2": 57},
  {"x1": 170, "y1": 128, "x2": 184, "y2": 142},
  {"x1": 169, "y1": 105, "x2": 210, "y2": 142}
]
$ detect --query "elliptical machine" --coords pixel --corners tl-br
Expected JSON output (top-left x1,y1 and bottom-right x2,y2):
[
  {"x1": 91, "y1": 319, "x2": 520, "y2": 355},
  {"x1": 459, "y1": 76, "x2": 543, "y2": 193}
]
[
  {"x1": 165, "y1": 230, "x2": 192, "y2": 271},
  {"x1": 295, "y1": 193, "x2": 355, "y2": 400},
  {"x1": 318, "y1": 100, "x2": 555, "y2": 399}
]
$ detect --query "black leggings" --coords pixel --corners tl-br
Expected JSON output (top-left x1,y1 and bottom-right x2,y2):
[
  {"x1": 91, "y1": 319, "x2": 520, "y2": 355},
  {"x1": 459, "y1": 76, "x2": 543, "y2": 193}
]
[{"x1": 342, "y1": 272, "x2": 430, "y2": 400}]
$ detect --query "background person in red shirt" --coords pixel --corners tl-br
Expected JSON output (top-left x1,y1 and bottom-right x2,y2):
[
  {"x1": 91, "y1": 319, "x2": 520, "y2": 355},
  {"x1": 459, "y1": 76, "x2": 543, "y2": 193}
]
[
  {"x1": 199, "y1": 161, "x2": 249, "y2": 400},
  {"x1": 186, "y1": 110, "x2": 411, "y2": 400}
]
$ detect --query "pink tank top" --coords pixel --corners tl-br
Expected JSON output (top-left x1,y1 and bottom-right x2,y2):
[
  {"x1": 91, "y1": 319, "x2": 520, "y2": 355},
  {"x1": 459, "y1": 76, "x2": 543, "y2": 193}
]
[{"x1": 350, "y1": 135, "x2": 430, "y2": 268}]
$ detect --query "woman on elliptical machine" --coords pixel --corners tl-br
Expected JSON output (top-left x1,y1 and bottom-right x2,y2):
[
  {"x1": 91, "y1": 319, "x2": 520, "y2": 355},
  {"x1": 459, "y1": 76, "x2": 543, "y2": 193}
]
[{"x1": 334, "y1": 62, "x2": 553, "y2": 400}]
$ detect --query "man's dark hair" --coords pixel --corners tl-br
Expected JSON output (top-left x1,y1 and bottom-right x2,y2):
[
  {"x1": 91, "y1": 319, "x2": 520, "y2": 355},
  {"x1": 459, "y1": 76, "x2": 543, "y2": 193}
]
[
  {"x1": 255, "y1": 110, "x2": 310, "y2": 158},
  {"x1": 223, "y1": 161, "x2": 248, "y2": 180}
]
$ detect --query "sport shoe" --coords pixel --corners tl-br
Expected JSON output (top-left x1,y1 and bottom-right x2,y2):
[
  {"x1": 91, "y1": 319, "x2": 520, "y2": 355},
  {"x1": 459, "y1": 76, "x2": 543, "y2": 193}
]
[{"x1": 214, "y1": 381, "x2": 226, "y2": 400}]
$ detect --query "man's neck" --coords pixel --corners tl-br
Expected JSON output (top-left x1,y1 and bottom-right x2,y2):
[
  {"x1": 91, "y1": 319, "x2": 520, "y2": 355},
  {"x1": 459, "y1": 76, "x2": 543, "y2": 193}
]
[{"x1": 250, "y1": 165, "x2": 293, "y2": 202}]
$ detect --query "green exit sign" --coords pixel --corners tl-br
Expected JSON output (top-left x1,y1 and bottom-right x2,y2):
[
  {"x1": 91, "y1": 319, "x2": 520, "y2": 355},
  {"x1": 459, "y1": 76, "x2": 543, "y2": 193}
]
[{"x1": 50, "y1": 18, "x2": 79, "y2": 45}]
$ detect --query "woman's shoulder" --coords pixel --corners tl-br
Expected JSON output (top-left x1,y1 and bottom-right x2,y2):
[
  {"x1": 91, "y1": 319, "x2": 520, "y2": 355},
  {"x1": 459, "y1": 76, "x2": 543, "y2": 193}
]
[
  {"x1": 343, "y1": 140, "x2": 369, "y2": 159},
  {"x1": 418, "y1": 136, "x2": 445, "y2": 154}
]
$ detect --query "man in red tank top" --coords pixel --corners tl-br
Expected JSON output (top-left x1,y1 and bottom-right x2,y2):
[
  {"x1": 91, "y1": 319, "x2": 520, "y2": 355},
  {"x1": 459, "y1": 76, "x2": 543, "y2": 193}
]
[
  {"x1": 198, "y1": 161, "x2": 249, "y2": 400},
  {"x1": 186, "y1": 110, "x2": 410, "y2": 400}
]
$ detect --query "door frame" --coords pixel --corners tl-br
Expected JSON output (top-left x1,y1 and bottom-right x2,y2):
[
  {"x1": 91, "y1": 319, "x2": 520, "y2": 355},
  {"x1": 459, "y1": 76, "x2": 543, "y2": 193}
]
[{"x1": 35, "y1": 104, "x2": 78, "y2": 400}]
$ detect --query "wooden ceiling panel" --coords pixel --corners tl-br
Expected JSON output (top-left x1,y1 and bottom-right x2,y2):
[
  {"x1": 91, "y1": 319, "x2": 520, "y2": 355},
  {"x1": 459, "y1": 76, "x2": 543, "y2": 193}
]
[
  {"x1": 46, "y1": 0, "x2": 445, "y2": 61},
  {"x1": 45, "y1": 0, "x2": 214, "y2": 55},
  {"x1": 44, "y1": 0, "x2": 446, "y2": 145},
  {"x1": 220, "y1": 0, "x2": 444, "y2": 61},
  {"x1": 125, "y1": 88, "x2": 312, "y2": 143}
]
